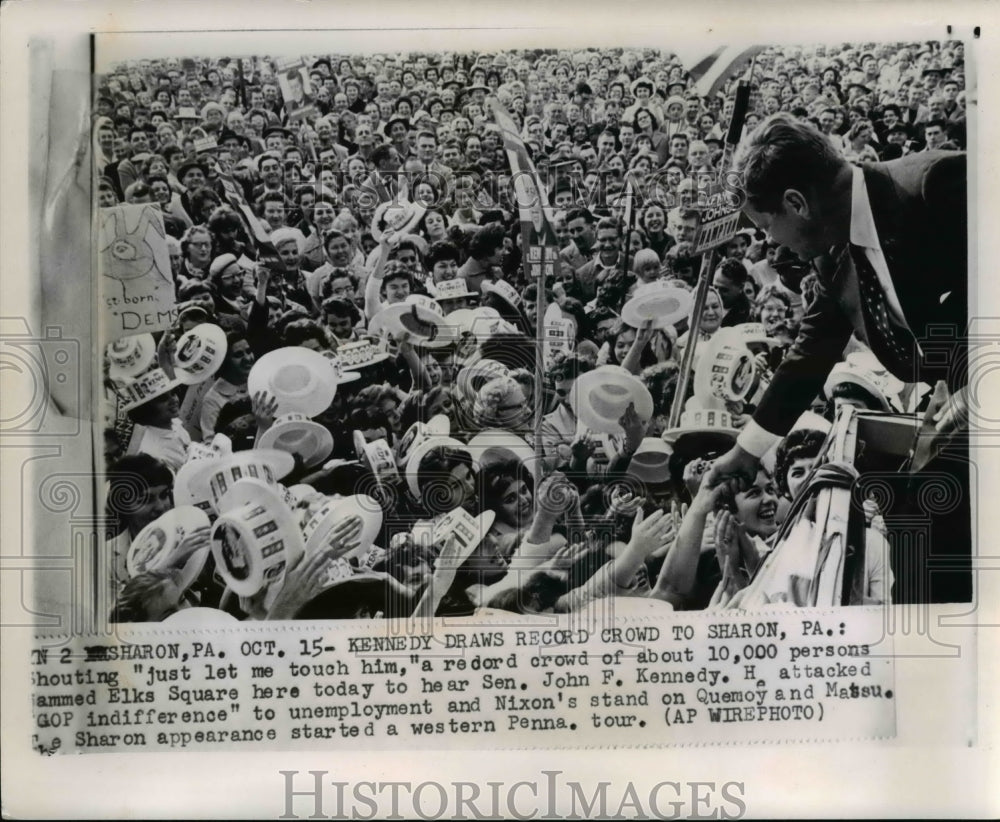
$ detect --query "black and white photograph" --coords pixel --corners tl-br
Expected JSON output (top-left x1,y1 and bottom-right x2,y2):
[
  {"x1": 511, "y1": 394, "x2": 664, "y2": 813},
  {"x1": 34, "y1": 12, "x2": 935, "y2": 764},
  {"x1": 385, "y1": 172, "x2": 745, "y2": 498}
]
[
  {"x1": 91, "y1": 34, "x2": 972, "y2": 624},
  {"x1": 1, "y1": 2, "x2": 997, "y2": 818}
]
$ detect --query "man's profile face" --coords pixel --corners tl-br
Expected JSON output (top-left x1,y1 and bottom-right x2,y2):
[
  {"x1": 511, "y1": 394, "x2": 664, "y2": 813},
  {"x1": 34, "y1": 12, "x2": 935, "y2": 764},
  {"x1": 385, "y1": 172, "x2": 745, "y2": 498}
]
[{"x1": 744, "y1": 197, "x2": 822, "y2": 261}]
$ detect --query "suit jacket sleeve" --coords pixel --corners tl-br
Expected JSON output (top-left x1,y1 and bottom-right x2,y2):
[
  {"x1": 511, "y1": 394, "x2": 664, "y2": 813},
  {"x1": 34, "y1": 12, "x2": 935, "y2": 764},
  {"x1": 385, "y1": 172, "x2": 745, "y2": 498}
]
[{"x1": 750, "y1": 281, "x2": 853, "y2": 437}]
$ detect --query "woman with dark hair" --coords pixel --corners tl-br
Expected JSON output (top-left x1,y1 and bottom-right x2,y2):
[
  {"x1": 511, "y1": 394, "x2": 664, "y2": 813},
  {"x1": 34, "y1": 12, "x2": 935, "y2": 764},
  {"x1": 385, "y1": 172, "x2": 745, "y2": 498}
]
[
  {"x1": 414, "y1": 444, "x2": 477, "y2": 517},
  {"x1": 639, "y1": 203, "x2": 674, "y2": 261},
  {"x1": 478, "y1": 457, "x2": 535, "y2": 547},
  {"x1": 207, "y1": 204, "x2": 252, "y2": 260},
  {"x1": 398, "y1": 386, "x2": 458, "y2": 433},
  {"x1": 632, "y1": 107, "x2": 666, "y2": 157},
  {"x1": 281, "y1": 318, "x2": 330, "y2": 351},
  {"x1": 104, "y1": 454, "x2": 209, "y2": 617}
]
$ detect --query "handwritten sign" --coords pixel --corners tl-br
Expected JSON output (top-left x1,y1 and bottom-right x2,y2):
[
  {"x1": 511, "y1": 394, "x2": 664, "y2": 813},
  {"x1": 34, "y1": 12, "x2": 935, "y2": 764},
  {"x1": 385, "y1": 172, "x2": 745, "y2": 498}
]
[{"x1": 99, "y1": 204, "x2": 177, "y2": 341}]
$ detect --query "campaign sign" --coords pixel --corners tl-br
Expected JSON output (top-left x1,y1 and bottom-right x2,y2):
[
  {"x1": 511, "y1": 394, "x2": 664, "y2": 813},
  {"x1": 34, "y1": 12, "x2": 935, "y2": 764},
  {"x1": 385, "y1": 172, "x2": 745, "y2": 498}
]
[{"x1": 99, "y1": 204, "x2": 177, "y2": 341}]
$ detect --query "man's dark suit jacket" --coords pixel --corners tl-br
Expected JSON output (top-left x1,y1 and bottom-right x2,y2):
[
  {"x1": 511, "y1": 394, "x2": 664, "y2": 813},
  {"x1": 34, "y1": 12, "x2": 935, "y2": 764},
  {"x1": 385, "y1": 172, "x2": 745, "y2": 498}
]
[{"x1": 753, "y1": 151, "x2": 967, "y2": 438}]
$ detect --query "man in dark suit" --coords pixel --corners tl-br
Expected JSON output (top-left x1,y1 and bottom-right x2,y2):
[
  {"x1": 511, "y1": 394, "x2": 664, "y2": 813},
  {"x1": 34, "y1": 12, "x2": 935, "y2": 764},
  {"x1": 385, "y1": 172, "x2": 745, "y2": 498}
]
[{"x1": 705, "y1": 113, "x2": 969, "y2": 601}]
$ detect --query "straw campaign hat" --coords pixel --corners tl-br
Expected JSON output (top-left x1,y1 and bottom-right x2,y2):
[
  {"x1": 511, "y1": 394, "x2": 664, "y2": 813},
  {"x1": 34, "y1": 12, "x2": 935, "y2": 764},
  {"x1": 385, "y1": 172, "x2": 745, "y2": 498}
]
[
  {"x1": 258, "y1": 412, "x2": 334, "y2": 469},
  {"x1": 336, "y1": 339, "x2": 392, "y2": 371},
  {"x1": 661, "y1": 399, "x2": 740, "y2": 459},
  {"x1": 569, "y1": 365, "x2": 654, "y2": 436},
  {"x1": 119, "y1": 367, "x2": 179, "y2": 412},
  {"x1": 211, "y1": 477, "x2": 305, "y2": 597},
  {"x1": 301, "y1": 493, "x2": 384, "y2": 562},
  {"x1": 126, "y1": 505, "x2": 212, "y2": 592},
  {"x1": 371, "y1": 198, "x2": 426, "y2": 242},
  {"x1": 405, "y1": 436, "x2": 470, "y2": 498},
  {"x1": 175, "y1": 447, "x2": 295, "y2": 516},
  {"x1": 465, "y1": 429, "x2": 536, "y2": 470},
  {"x1": 396, "y1": 414, "x2": 451, "y2": 468},
  {"x1": 248, "y1": 346, "x2": 337, "y2": 417},
  {"x1": 107, "y1": 334, "x2": 156, "y2": 382},
  {"x1": 174, "y1": 323, "x2": 228, "y2": 385},
  {"x1": 369, "y1": 302, "x2": 449, "y2": 348},
  {"x1": 621, "y1": 281, "x2": 692, "y2": 331},
  {"x1": 823, "y1": 351, "x2": 902, "y2": 412},
  {"x1": 693, "y1": 327, "x2": 758, "y2": 405},
  {"x1": 430, "y1": 277, "x2": 477, "y2": 302}
]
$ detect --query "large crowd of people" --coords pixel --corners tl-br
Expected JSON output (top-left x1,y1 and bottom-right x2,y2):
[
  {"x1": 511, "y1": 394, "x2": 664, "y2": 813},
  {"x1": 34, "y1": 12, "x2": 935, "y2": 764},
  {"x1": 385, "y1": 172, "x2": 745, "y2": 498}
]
[{"x1": 96, "y1": 40, "x2": 968, "y2": 621}]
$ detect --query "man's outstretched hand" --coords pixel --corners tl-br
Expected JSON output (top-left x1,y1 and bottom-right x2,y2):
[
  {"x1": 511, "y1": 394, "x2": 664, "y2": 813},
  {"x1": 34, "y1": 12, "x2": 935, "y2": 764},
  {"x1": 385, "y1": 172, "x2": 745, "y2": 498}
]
[{"x1": 702, "y1": 444, "x2": 760, "y2": 496}]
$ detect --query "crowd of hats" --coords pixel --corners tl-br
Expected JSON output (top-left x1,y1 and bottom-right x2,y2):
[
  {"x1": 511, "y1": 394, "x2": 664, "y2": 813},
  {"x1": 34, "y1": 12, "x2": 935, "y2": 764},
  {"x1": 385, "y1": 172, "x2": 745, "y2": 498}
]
[{"x1": 97, "y1": 39, "x2": 962, "y2": 621}]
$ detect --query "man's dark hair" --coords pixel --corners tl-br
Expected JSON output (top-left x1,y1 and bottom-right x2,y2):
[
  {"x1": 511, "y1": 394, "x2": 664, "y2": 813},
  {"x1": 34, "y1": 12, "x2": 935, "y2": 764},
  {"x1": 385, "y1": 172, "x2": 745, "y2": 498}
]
[
  {"x1": 595, "y1": 216, "x2": 618, "y2": 234},
  {"x1": 733, "y1": 113, "x2": 845, "y2": 212},
  {"x1": 427, "y1": 240, "x2": 461, "y2": 266},
  {"x1": 564, "y1": 206, "x2": 595, "y2": 225},
  {"x1": 321, "y1": 296, "x2": 362, "y2": 322},
  {"x1": 370, "y1": 144, "x2": 395, "y2": 167},
  {"x1": 469, "y1": 222, "x2": 506, "y2": 260},
  {"x1": 716, "y1": 257, "x2": 749, "y2": 286}
]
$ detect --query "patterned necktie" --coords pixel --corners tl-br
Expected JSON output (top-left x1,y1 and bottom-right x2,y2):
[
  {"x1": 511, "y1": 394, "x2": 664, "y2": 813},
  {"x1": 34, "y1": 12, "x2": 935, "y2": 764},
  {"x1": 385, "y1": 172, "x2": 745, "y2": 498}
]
[{"x1": 848, "y1": 243, "x2": 916, "y2": 379}]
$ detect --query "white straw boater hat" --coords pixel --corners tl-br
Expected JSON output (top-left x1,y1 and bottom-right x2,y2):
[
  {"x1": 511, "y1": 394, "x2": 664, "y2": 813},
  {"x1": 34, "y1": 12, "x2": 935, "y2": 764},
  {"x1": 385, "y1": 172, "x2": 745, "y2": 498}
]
[
  {"x1": 258, "y1": 413, "x2": 334, "y2": 468},
  {"x1": 465, "y1": 429, "x2": 536, "y2": 470},
  {"x1": 248, "y1": 346, "x2": 337, "y2": 418},
  {"x1": 126, "y1": 505, "x2": 212, "y2": 592},
  {"x1": 726, "y1": 322, "x2": 780, "y2": 350},
  {"x1": 211, "y1": 477, "x2": 305, "y2": 597},
  {"x1": 823, "y1": 351, "x2": 902, "y2": 412},
  {"x1": 405, "y1": 436, "x2": 471, "y2": 499},
  {"x1": 119, "y1": 367, "x2": 180, "y2": 412},
  {"x1": 107, "y1": 334, "x2": 156, "y2": 382},
  {"x1": 172, "y1": 434, "x2": 233, "y2": 514},
  {"x1": 661, "y1": 398, "x2": 741, "y2": 458},
  {"x1": 369, "y1": 302, "x2": 449, "y2": 348},
  {"x1": 173, "y1": 323, "x2": 228, "y2": 385},
  {"x1": 175, "y1": 447, "x2": 295, "y2": 516},
  {"x1": 301, "y1": 493, "x2": 384, "y2": 562},
  {"x1": 405, "y1": 293, "x2": 445, "y2": 316},
  {"x1": 693, "y1": 327, "x2": 758, "y2": 405},
  {"x1": 409, "y1": 506, "x2": 496, "y2": 560},
  {"x1": 621, "y1": 281, "x2": 693, "y2": 331},
  {"x1": 336, "y1": 338, "x2": 392, "y2": 371},
  {"x1": 371, "y1": 199, "x2": 426, "y2": 242},
  {"x1": 430, "y1": 277, "x2": 477, "y2": 302},
  {"x1": 320, "y1": 351, "x2": 362, "y2": 384},
  {"x1": 569, "y1": 365, "x2": 654, "y2": 436},
  {"x1": 396, "y1": 414, "x2": 451, "y2": 467},
  {"x1": 353, "y1": 431, "x2": 400, "y2": 488},
  {"x1": 481, "y1": 279, "x2": 523, "y2": 312}
]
